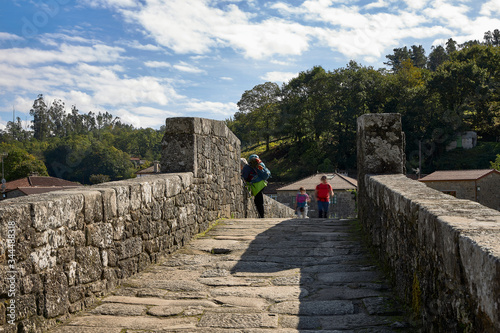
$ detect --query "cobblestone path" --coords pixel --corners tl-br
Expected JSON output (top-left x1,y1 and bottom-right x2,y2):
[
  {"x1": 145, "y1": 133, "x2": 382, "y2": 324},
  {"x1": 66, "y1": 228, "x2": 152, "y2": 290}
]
[{"x1": 50, "y1": 218, "x2": 416, "y2": 332}]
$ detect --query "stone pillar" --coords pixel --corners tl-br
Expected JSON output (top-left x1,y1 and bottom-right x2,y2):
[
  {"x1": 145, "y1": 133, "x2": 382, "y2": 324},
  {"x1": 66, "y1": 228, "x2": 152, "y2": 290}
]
[
  {"x1": 357, "y1": 113, "x2": 405, "y2": 222},
  {"x1": 161, "y1": 117, "x2": 244, "y2": 216}
]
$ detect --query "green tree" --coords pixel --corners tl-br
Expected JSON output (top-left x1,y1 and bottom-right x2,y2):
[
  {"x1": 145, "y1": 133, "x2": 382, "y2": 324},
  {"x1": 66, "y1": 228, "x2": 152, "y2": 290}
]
[
  {"x1": 48, "y1": 99, "x2": 67, "y2": 137},
  {"x1": 0, "y1": 143, "x2": 48, "y2": 181},
  {"x1": 491, "y1": 154, "x2": 500, "y2": 170},
  {"x1": 428, "y1": 45, "x2": 448, "y2": 71},
  {"x1": 446, "y1": 38, "x2": 457, "y2": 54},
  {"x1": 384, "y1": 46, "x2": 411, "y2": 72},
  {"x1": 6, "y1": 117, "x2": 31, "y2": 142},
  {"x1": 237, "y1": 82, "x2": 281, "y2": 151},
  {"x1": 30, "y1": 94, "x2": 50, "y2": 141},
  {"x1": 89, "y1": 174, "x2": 111, "y2": 184},
  {"x1": 429, "y1": 45, "x2": 500, "y2": 141},
  {"x1": 411, "y1": 45, "x2": 427, "y2": 69}
]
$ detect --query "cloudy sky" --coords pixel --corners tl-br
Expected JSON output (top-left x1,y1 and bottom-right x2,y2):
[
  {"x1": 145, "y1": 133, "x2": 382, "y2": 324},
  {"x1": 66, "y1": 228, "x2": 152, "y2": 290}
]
[{"x1": 0, "y1": 0, "x2": 499, "y2": 129}]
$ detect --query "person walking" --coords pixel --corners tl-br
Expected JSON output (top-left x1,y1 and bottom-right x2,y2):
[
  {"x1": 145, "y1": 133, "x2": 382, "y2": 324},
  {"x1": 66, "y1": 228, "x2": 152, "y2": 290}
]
[
  {"x1": 315, "y1": 175, "x2": 334, "y2": 218},
  {"x1": 295, "y1": 187, "x2": 311, "y2": 218},
  {"x1": 241, "y1": 154, "x2": 271, "y2": 218}
]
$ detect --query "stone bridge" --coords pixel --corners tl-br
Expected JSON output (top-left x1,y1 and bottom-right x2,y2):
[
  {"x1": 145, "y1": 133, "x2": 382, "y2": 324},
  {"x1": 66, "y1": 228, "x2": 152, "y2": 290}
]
[{"x1": 0, "y1": 115, "x2": 499, "y2": 332}]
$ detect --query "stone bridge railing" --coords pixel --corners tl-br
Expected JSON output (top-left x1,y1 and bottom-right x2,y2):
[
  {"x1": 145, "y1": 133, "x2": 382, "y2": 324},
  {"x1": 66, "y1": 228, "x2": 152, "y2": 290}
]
[
  {"x1": 0, "y1": 117, "x2": 294, "y2": 332},
  {"x1": 357, "y1": 114, "x2": 500, "y2": 332}
]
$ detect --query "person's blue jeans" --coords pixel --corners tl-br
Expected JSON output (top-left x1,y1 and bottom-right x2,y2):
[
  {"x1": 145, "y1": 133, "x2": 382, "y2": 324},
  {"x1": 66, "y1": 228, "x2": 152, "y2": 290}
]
[{"x1": 317, "y1": 200, "x2": 329, "y2": 218}]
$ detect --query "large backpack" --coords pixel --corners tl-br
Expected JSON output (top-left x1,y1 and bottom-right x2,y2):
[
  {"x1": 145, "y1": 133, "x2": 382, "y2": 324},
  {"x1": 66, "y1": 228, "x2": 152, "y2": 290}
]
[{"x1": 255, "y1": 161, "x2": 271, "y2": 181}]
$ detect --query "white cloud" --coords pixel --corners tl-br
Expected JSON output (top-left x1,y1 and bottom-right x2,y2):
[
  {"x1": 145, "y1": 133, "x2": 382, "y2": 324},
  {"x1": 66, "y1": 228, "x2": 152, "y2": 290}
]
[
  {"x1": 0, "y1": 58, "x2": 184, "y2": 116},
  {"x1": 0, "y1": 44, "x2": 125, "y2": 66},
  {"x1": 0, "y1": 32, "x2": 23, "y2": 41},
  {"x1": 480, "y1": 0, "x2": 500, "y2": 16},
  {"x1": 145, "y1": 61, "x2": 171, "y2": 68},
  {"x1": 185, "y1": 101, "x2": 238, "y2": 116},
  {"x1": 270, "y1": 59, "x2": 293, "y2": 66},
  {"x1": 80, "y1": 0, "x2": 138, "y2": 9},
  {"x1": 220, "y1": 77, "x2": 233, "y2": 81},
  {"x1": 121, "y1": 0, "x2": 316, "y2": 59},
  {"x1": 423, "y1": 0, "x2": 471, "y2": 29},
  {"x1": 114, "y1": 106, "x2": 181, "y2": 128},
  {"x1": 365, "y1": 0, "x2": 388, "y2": 10},
  {"x1": 39, "y1": 33, "x2": 94, "y2": 45},
  {"x1": 403, "y1": 0, "x2": 429, "y2": 10},
  {"x1": 173, "y1": 61, "x2": 206, "y2": 74},
  {"x1": 120, "y1": 40, "x2": 164, "y2": 51},
  {"x1": 260, "y1": 71, "x2": 297, "y2": 83},
  {"x1": 451, "y1": 16, "x2": 500, "y2": 43}
]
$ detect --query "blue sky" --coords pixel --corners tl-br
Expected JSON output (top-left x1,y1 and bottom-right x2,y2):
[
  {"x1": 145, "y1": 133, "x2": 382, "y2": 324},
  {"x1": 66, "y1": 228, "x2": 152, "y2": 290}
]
[{"x1": 0, "y1": 0, "x2": 499, "y2": 129}]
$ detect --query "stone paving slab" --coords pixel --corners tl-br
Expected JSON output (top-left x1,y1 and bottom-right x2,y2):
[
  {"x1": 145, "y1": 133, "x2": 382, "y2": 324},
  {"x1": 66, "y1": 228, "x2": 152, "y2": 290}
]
[{"x1": 48, "y1": 218, "x2": 417, "y2": 332}]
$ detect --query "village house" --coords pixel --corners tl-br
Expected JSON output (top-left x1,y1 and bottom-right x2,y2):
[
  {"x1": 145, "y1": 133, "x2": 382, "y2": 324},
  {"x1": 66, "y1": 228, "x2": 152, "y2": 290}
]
[
  {"x1": 419, "y1": 169, "x2": 500, "y2": 211},
  {"x1": 276, "y1": 173, "x2": 357, "y2": 219},
  {"x1": 135, "y1": 161, "x2": 161, "y2": 178},
  {"x1": 1, "y1": 175, "x2": 82, "y2": 200}
]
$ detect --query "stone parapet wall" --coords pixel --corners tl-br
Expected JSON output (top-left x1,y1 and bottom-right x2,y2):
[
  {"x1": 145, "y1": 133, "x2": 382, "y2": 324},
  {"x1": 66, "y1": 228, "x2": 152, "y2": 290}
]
[
  {"x1": 362, "y1": 174, "x2": 500, "y2": 331},
  {"x1": 0, "y1": 117, "x2": 294, "y2": 332},
  {"x1": 357, "y1": 113, "x2": 500, "y2": 332}
]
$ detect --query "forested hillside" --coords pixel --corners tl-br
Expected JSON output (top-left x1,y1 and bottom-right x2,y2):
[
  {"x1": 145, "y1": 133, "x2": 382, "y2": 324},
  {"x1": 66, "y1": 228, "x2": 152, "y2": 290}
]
[
  {"x1": 228, "y1": 31, "x2": 500, "y2": 181},
  {"x1": 0, "y1": 95, "x2": 163, "y2": 184},
  {"x1": 2, "y1": 31, "x2": 500, "y2": 184}
]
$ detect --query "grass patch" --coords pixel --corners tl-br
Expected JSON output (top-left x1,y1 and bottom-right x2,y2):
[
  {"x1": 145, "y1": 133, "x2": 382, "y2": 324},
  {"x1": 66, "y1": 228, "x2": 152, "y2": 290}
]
[{"x1": 194, "y1": 218, "x2": 226, "y2": 239}]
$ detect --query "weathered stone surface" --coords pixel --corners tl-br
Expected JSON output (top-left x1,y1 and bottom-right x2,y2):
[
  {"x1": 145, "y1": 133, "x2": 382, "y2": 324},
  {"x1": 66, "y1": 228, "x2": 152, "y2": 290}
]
[
  {"x1": 146, "y1": 306, "x2": 184, "y2": 317},
  {"x1": 75, "y1": 246, "x2": 102, "y2": 284},
  {"x1": 198, "y1": 313, "x2": 279, "y2": 329},
  {"x1": 86, "y1": 223, "x2": 113, "y2": 249},
  {"x1": 101, "y1": 296, "x2": 218, "y2": 308},
  {"x1": 43, "y1": 269, "x2": 69, "y2": 318},
  {"x1": 357, "y1": 113, "x2": 404, "y2": 177},
  {"x1": 269, "y1": 300, "x2": 354, "y2": 316},
  {"x1": 357, "y1": 113, "x2": 500, "y2": 331},
  {"x1": 31, "y1": 193, "x2": 84, "y2": 232},
  {"x1": 82, "y1": 190, "x2": 103, "y2": 223},
  {"x1": 213, "y1": 296, "x2": 269, "y2": 309},
  {"x1": 61, "y1": 315, "x2": 197, "y2": 330},
  {"x1": 44, "y1": 218, "x2": 413, "y2": 332},
  {"x1": 91, "y1": 303, "x2": 145, "y2": 316},
  {"x1": 116, "y1": 237, "x2": 142, "y2": 260},
  {"x1": 362, "y1": 297, "x2": 401, "y2": 315}
]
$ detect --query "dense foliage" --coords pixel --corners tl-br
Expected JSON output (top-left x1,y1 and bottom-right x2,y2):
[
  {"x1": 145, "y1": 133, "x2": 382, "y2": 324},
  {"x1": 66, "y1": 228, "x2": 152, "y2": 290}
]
[
  {"x1": 228, "y1": 32, "x2": 500, "y2": 180},
  {"x1": 0, "y1": 95, "x2": 164, "y2": 184}
]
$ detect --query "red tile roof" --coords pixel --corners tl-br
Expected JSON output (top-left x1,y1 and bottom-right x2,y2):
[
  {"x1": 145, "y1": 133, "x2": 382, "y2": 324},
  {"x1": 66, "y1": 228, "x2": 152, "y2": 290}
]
[
  {"x1": 277, "y1": 173, "x2": 357, "y2": 191},
  {"x1": 3, "y1": 176, "x2": 82, "y2": 192},
  {"x1": 15, "y1": 186, "x2": 81, "y2": 195},
  {"x1": 419, "y1": 169, "x2": 500, "y2": 182}
]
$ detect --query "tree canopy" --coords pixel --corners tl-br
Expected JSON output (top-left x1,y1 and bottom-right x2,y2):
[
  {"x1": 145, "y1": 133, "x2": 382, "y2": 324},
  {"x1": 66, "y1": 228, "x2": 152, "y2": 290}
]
[
  {"x1": 1, "y1": 95, "x2": 164, "y2": 184},
  {"x1": 228, "y1": 31, "x2": 500, "y2": 180}
]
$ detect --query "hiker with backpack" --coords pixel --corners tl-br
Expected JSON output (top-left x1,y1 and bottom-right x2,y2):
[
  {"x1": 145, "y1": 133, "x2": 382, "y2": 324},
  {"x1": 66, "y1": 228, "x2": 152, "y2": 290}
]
[
  {"x1": 241, "y1": 154, "x2": 271, "y2": 218},
  {"x1": 295, "y1": 187, "x2": 310, "y2": 218}
]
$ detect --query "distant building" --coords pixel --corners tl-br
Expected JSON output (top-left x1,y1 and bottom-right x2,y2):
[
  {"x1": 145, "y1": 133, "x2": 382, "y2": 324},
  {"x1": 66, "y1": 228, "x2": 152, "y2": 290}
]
[
  {"x1": 135, "y1": 161, "x2": 161, "y2": 178},
  {"x1": 130, "y1": 157, "x2": 146, "y2": 167},
  {"x1": 419, "y1": 169, "x2": 500, "y2": 211},
  {"x1": 1, "y1": 176, "x2": 82, "y2": 200},
  {"x1": 276, "y1": 173, "x2": 357, "y2": 219},
  {"x1": 262, "y1": 182, "x2": 288, "y2": 201},
  {"x1": 446, "y1": 131, "x2": 477, "y2": 151}
]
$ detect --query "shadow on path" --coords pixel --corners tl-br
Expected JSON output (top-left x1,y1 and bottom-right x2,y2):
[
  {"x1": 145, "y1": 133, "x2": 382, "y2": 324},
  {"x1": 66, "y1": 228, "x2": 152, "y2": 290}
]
[{"x1": 230, "y1": 218, "x2": 414, "y2": 332}]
